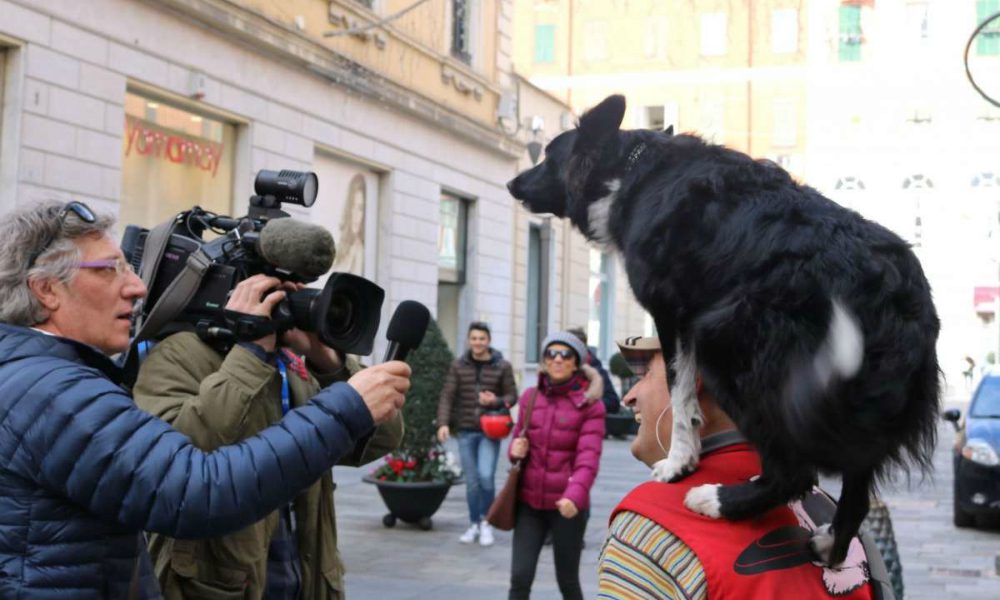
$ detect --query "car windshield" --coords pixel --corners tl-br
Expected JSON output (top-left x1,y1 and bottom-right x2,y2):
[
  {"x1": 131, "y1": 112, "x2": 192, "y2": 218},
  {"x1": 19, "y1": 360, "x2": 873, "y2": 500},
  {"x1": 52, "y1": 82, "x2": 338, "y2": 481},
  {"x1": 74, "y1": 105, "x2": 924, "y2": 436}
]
[{"x1": 970, "y1": 377, "x2": 1000, "y2": 418}]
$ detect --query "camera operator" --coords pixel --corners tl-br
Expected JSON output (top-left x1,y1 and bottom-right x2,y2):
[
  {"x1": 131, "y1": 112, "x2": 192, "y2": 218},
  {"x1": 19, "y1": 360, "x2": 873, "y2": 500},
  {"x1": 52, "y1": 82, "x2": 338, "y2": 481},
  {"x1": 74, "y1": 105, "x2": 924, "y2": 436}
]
[
  {"x1": 0, "y1": 201, "x2": 409, "y2": 599},
  {"x1": 133, "y1": 271, "x2": 403, "y2": 599}
]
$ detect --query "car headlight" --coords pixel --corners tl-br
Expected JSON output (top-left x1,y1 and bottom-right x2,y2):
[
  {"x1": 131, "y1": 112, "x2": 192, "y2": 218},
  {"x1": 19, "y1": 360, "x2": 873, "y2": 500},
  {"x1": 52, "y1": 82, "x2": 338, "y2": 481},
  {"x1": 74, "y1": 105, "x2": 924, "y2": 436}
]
[{"x1": 961, "y1": 439, "x2": 1000, "y2": 467}]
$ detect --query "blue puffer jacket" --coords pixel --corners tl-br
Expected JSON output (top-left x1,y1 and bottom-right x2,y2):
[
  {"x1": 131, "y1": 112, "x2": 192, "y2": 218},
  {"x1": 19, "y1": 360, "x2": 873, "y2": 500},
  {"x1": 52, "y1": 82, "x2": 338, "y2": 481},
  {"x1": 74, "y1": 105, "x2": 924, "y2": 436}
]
[{"x1": 0, "y1": 324, "x2": 374, "y2": 599}]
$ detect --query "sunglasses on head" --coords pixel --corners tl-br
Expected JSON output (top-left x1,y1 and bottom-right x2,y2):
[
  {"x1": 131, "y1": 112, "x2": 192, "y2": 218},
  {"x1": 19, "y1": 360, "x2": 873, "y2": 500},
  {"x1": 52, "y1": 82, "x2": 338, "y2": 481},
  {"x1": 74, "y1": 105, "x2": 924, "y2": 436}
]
[
  {"x1": 27, "y1": 201, "x2": 97, "y2": 269},
  {"x1": 543, "y1": 348, "x2": 576, "y2": 361}
]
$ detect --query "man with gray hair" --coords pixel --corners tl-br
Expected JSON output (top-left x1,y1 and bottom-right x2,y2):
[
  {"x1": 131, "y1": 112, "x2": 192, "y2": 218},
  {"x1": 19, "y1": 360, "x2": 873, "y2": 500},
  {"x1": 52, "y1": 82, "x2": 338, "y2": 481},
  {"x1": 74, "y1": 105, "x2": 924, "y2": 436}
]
[{"x1": 0, "y1": 200, "x2": 411, "y2": 599}]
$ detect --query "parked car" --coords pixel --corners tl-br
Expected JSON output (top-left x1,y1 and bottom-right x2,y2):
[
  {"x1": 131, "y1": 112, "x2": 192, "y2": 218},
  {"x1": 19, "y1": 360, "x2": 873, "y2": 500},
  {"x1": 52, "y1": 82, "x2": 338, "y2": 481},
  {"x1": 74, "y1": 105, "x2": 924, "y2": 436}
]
[{"x1": 943, "y1": 370, "x2": 1000, "y2": 528}]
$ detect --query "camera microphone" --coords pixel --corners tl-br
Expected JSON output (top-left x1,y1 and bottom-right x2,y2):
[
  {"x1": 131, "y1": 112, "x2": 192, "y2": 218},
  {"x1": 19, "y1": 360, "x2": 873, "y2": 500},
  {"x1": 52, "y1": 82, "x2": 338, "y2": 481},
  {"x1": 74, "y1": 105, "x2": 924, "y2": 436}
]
[
  {"x1": 256, "y1": 218, "x2": 336, "y2": 279},
  {"x1": 382, "y1": 300, "x2": 431, "y2": 363}
]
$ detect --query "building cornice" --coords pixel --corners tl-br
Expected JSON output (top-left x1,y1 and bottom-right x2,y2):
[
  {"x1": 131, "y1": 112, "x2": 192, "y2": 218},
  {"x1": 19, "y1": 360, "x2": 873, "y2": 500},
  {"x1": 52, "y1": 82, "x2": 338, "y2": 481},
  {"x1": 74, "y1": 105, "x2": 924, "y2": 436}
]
[{"x1": 142, "y1": 0, "x2": 524, "y2": 159}]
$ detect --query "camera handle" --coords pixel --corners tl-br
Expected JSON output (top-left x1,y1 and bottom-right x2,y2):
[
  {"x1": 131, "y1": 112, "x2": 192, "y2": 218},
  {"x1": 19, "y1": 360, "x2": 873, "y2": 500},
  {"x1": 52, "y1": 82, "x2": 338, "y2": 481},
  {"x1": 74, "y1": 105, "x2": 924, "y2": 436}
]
[{"x1": 195, "y1": 310, "x2": 279, "y2": 346}]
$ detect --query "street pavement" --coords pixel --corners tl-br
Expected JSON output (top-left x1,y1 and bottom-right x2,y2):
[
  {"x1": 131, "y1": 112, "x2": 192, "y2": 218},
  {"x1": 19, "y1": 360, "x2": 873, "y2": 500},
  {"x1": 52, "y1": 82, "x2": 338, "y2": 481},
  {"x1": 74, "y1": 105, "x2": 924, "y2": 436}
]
[{"x1": 333, "y1": 400, "x2": 1000, "y2": 599}]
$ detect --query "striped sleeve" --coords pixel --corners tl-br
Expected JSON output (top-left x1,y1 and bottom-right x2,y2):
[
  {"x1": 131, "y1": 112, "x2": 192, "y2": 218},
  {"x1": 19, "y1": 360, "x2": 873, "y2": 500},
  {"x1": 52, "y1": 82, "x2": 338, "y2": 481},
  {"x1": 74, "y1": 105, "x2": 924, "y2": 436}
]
[{"x1": 597, "y1": 511, "x2": 707, "y2": 600}]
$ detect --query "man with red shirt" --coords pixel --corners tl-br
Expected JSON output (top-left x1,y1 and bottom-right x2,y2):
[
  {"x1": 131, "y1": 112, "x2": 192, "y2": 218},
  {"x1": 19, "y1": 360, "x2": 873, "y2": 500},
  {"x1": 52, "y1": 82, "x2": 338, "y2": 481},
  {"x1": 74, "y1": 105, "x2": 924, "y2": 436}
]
[{"x1": 597, "y1": 336, "x2": 895, "y2": 599}]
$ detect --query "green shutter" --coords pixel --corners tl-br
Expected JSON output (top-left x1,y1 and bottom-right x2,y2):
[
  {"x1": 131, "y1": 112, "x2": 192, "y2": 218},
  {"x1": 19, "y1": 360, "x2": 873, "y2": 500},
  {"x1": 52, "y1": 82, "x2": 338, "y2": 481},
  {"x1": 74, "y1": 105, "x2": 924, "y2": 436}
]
[
  {"x1": 535, "y1": 24, "x2": 555, "y2": 63},
  {"x1": 839, "y1": 5, "x2": 862, "y2": 62},
  {"x1": 977, "y1": 0, "x2": 1000, "y2": 56}
]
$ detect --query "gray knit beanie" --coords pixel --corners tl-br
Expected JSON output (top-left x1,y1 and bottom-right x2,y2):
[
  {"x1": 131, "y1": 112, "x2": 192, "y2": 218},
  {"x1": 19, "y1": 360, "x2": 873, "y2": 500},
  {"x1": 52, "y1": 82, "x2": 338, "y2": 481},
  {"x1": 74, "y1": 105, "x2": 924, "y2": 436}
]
[{"x1": 541, "y1": 331, "x2": 588, "y2": 365}]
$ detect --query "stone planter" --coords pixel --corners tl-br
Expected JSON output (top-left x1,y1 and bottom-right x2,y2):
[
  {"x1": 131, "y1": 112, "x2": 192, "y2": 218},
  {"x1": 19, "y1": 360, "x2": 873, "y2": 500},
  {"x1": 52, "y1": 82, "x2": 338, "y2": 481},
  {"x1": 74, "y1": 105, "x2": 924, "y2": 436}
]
[
  {"x1": 363, "y1": 476, "x2": 460, "y2": 531},
  {"x1": 605, "y1": 409, "x2": 639, "y2": 438}
]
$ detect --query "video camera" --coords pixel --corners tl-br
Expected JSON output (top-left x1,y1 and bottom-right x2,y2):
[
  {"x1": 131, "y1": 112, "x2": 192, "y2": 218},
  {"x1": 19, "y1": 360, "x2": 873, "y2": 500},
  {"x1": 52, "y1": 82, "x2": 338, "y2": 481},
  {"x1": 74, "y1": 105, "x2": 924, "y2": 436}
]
[{"x1": 121, "y1": 169, "x2": 385, "y2": 355}]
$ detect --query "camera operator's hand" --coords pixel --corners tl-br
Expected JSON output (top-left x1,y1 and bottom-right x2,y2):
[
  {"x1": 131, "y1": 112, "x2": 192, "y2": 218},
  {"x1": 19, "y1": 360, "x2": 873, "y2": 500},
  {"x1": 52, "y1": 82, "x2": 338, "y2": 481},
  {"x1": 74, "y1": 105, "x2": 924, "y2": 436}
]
[
  {"x1": 225, "y1": 275, "x2": 287, "y2": 352},
  {"x1": 347, "y1": 361, "x2": 411, "y2": 425},
  {"x1": 280, "y1": 283, "x2": 344, "y2": 374}
]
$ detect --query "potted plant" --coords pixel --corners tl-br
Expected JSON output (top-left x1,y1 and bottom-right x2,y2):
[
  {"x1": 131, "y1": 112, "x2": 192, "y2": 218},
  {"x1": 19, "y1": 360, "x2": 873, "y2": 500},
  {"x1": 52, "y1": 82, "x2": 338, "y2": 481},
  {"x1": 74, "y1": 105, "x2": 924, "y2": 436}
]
[
  {"x1": 364, "y1": 318, "x2": 461, "y2": 530},
  {"x1": 606, "y1": 352, "x2": 640, "y2": 437}
]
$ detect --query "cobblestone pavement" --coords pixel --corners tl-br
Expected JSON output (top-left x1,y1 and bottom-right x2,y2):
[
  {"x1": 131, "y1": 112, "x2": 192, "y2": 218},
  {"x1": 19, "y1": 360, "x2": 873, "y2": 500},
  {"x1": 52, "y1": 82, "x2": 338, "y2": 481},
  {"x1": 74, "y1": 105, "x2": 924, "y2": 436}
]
[{"x1": 333, "y1": 401, "x2": 999, "y2": 599}]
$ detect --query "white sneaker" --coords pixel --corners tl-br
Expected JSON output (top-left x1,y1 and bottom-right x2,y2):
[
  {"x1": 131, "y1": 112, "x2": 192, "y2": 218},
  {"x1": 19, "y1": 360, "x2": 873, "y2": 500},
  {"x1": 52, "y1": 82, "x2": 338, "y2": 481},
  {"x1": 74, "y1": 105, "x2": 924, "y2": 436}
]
[
  {"x1": 459, "y1": 522, "x2": 479, "y2": 544},
  {"x1": 479, "y1": 522, "x2": 495, "y2": 547}
]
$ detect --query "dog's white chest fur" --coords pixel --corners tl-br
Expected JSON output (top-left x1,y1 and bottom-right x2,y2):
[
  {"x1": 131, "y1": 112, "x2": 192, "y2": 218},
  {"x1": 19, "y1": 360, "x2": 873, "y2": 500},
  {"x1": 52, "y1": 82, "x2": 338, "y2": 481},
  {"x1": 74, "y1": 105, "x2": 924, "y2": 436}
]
[{"x1": 587, "y1": 179, "x2": 620, "y2": 249}]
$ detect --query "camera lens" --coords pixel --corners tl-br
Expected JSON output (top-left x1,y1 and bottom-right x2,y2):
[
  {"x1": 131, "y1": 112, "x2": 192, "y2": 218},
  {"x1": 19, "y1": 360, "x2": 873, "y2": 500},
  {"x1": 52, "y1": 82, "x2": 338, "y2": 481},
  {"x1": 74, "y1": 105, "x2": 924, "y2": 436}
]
[{"x1": 324, "y1": 293, "x2": 355, "y2": 336}]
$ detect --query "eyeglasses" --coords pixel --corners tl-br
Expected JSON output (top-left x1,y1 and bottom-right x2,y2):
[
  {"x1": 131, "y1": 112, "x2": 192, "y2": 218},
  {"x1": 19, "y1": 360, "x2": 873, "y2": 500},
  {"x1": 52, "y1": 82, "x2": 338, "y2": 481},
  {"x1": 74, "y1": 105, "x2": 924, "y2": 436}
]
[
  {"x1": 27, "y1": 201, "x2": 97, "y2": 269},
  {"x1": 78, "y1": 257, "x2": 135, "y2": 277},
  {"x1": 543, "y1": 348, "x2": 576, "y2": 361}
]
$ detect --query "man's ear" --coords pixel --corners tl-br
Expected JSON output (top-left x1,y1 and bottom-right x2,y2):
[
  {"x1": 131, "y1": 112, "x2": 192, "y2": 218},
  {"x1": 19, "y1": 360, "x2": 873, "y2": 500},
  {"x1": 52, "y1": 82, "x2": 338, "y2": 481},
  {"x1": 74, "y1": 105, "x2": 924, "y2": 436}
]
[
  {"x1": 575, "y1": 94, "x2": 626, "y2": 150},
  {"x1": 28, "y1": 276, "x2": 61, "y2": 313}
]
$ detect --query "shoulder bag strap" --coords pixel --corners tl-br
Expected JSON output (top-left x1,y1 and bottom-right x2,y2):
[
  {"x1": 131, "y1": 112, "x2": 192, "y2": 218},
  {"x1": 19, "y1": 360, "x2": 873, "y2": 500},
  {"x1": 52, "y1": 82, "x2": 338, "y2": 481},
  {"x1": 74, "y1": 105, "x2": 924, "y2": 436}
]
[{"x1": 518, "y1": 388, "x2": 539, "y2": 440}]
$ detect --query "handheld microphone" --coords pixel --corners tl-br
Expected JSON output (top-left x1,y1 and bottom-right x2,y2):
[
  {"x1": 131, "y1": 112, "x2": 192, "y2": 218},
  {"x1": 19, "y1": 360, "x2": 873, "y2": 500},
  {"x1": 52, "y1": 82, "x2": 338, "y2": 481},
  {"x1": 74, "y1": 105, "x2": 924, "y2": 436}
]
[
  {"x1": 256, "y1": 218, "x2": 336, "y2": 278},
  {"x1": 382, "y1": 300, "x2": 431, "y2": 363}
]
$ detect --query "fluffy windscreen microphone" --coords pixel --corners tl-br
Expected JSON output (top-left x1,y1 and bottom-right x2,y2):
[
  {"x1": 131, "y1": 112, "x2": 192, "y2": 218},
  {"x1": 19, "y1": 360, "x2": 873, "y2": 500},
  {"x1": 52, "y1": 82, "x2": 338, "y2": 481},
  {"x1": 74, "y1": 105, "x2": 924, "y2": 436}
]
[
  {"x1": 382, "y1": 300, "x2": 431, "y2": 363},
  {"x1": 257, "y1": 218, "x2": 336, "y2": 278}
]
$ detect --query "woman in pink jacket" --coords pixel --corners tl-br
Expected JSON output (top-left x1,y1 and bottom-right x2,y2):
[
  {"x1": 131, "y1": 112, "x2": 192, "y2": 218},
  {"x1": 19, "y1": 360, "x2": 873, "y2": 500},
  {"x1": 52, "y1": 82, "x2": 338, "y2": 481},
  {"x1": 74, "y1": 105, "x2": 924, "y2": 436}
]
[{"x1": 508, "y1": 331, "x2": 606, "y2": 600}]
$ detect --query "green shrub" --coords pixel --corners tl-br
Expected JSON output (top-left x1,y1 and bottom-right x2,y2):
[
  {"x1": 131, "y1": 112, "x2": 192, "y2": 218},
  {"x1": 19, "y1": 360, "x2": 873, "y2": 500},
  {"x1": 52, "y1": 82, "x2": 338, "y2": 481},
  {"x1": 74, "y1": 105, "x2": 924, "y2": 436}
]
[{"x1": 371, "y1": 318, "x2": 459, "y2": 483}]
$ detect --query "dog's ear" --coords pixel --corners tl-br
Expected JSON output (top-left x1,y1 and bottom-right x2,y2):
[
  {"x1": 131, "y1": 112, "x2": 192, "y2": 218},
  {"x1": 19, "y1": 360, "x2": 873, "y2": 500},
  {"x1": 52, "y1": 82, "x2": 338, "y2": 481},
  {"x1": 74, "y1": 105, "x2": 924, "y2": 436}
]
[
  {"x1": 664, "y1": 125, "x2": 674, "y2": 136},
  {"x1": 576, "y1": 95, "x2": 626, "y2": 148}
]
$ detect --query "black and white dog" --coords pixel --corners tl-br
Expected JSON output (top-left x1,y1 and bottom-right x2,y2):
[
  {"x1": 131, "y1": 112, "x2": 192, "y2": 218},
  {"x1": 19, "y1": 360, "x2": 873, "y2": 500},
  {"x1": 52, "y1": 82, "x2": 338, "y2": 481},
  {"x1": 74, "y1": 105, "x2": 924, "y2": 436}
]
[{"x1": 507, "y1": 95, "x2": 939, "y2": 566}]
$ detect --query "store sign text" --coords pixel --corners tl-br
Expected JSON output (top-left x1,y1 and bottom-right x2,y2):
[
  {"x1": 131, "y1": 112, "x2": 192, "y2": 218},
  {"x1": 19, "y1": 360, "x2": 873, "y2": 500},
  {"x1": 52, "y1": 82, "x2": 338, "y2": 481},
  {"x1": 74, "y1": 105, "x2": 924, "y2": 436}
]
[{"x1": 124, "y1": 116, "x2": 224, "y2": 177}]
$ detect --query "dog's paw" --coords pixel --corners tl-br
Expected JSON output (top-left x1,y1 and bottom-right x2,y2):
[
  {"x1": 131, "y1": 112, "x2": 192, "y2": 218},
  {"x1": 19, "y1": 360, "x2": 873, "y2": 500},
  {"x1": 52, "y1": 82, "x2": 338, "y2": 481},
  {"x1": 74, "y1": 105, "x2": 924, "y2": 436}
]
[
  {"x1": 684, "y1": 484, "x2": 722, "y2": 518},
  {"x1": 809, "y1": 524, "x2": 835, "y2": 565},
  {"x1": 651, "y1": 454, "x2": 698, "y2": 483}
]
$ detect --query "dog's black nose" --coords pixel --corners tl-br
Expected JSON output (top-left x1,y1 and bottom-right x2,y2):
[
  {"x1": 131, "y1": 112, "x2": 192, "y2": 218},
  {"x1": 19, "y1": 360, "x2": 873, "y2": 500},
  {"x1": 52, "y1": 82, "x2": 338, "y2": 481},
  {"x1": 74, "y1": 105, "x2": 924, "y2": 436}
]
[{"x1": 506, "y1": 179, "x2": 518, "y2": 197}]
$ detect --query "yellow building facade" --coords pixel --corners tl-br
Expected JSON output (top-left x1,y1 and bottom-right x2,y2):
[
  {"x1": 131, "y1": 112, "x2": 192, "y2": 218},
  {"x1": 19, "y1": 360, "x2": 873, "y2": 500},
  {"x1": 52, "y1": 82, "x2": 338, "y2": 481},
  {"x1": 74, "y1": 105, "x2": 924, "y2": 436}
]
[{"x1": 513, "y1": 0, "x2": 809, "y2": 175}]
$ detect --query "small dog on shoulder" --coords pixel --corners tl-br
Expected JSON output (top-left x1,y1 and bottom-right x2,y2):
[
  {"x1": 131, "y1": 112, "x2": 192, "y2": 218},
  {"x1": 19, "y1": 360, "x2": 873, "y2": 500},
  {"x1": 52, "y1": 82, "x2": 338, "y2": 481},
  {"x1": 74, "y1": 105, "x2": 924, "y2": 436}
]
[{"x1": 507, "y1": 94, "x2": 939, "y2": 567}]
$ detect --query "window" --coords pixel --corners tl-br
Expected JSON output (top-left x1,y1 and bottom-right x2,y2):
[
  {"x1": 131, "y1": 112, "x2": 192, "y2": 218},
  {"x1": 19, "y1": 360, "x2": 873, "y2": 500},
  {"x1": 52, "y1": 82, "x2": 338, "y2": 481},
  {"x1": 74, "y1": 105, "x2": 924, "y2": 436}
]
[
  {"x1": 645, "y1": 106, "x2": 665, "y2": 130},
  {"x1": 583, "y1": 21, "x2": 609, "y2": 62},
  {"x1": 977, "y1": 0, "x2": 1000, "y2": 56},
  {"x1": 839, "y1": 5, "x2": 863, "y2": 62},
  {"x1": 120, "y1": 91, "x2": 236, "y2": 228},
  {"x1": 637, "y1": 103, "x2": 678, "y2": 131},
  {"x1": 901, "y1": 174, "x2": 933, "y2": 248},
  {"x1": 438, "y1": 192, "x2": 468, "y2": 284},
  {"x1": 643, "y1": 16, "x2": 669, "y2": 60},
  {"x1": 699, "y1": 99, "x2": 725, "y2": 143},
  {"x1": 834, "y1": 176, "x2": 866, "y2": 191},
  {"x1": 772, "y1": 98, "x2": 797, "y2": 147},
  {"x1": 771, "y1": 9, "x2": 798, "y2": 54},
  {"x1": 525, "y1": 223, "x2": 550, "y2": 363},
  {"x1": 905, "y1": 2, "x2": 929, "y2": 46},
  {"x1": 972, "y1": 172, "x2": 998, "y2": 187},
  {"x1": 700, "y1": 13, "x2": 728, "y2": 57},
  {"x1": 534, "y1": 24, "x2": 555, "y2": 63},
  {"x1": 588, "y1": 249, "x2": 614, "y2": 361},
  {"x1": 452, "y1": 0, "x2": 472, "y2": 63},
  {"x1": 902, "y1": 174, "x2": 934, "y2": 189},
  {"x1": 438, "y1": 192, "x2": 470, "y2": 352}
]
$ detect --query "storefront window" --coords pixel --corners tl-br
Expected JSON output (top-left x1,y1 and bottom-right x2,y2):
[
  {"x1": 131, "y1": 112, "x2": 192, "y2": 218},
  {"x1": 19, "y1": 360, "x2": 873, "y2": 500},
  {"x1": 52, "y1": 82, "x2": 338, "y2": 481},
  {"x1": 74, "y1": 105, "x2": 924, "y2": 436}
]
[
  {"x1": 120, "y1": 91, "x2": 235, "y2": 228},
  {"x1": 588, "y1": 249, "x2": 614, "y2": 361}
]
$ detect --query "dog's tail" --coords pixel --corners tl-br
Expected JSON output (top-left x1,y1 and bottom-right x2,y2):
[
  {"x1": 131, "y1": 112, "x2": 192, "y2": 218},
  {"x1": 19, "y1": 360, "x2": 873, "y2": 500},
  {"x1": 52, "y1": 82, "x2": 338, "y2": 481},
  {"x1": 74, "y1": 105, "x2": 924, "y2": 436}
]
[{"x1": 782, "y1": 298, "x2": 864, "y2": 445}]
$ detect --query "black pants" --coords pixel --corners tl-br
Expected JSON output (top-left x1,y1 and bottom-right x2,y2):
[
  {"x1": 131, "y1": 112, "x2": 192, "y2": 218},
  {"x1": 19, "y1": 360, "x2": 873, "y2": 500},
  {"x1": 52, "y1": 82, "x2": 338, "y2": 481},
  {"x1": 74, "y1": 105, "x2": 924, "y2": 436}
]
[{"x1": 508, "y1": 502, "x2": 589, "y2": 600}]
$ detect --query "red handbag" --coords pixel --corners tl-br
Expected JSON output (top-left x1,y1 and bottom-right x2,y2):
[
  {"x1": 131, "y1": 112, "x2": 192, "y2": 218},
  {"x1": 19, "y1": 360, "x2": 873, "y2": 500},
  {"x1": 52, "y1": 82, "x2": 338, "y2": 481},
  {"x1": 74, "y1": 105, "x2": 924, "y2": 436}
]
[{"x1": 480, "y1": 411, "x2": 514, "y2": 440}]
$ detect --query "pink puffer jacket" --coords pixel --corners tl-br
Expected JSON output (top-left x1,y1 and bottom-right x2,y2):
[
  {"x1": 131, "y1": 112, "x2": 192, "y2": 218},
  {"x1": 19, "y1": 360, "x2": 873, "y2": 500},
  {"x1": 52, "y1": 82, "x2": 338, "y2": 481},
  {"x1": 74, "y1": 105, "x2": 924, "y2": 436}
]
[{"x1": 510, "y1": 365, "x2": 606, "y2": 511}]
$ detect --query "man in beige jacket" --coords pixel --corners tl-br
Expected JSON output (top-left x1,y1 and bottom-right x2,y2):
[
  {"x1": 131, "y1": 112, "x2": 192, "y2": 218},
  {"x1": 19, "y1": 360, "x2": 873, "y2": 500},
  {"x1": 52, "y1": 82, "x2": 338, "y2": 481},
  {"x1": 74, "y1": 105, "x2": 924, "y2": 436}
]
[{"x1": 134, "y1": 275, "x2": 403, "y2": 599}]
